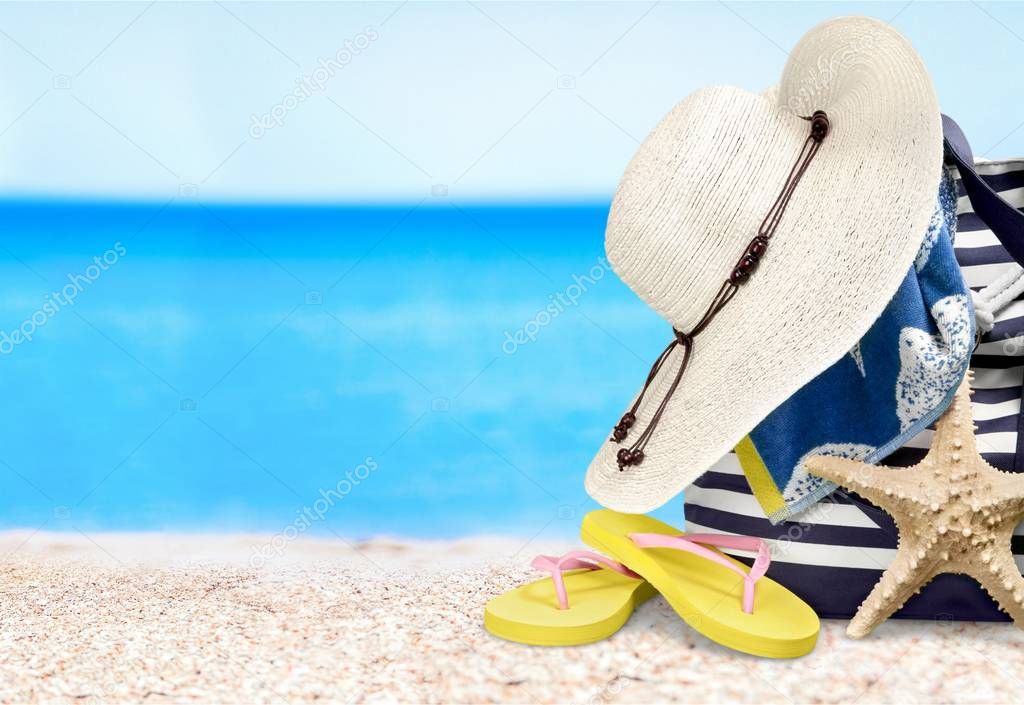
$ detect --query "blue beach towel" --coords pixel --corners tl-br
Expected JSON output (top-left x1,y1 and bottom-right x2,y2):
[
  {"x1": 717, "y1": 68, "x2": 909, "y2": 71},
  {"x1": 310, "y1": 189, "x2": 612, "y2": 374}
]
[{"x1": 737, "y1": 170, "x2": 976, "y2": 523}]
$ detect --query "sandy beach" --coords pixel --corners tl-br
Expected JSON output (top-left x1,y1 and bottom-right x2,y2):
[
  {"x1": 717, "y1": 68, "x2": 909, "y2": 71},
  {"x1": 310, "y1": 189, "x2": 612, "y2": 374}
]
[{"x1": 2, "y1": 530, "x2": 1023, "y2": 704}]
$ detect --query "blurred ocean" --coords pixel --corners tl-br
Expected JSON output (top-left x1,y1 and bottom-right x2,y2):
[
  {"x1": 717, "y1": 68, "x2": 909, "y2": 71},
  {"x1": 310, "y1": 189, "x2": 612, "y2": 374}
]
[{"x1": 0, "y1": 199, "x2": 678, "y2": 539}]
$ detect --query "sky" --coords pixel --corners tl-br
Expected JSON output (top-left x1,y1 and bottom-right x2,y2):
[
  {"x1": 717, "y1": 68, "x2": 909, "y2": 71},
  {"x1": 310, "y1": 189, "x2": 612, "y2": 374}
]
[{"x1": 0, "y1": 1, "x2": 1023, "y2": 203}]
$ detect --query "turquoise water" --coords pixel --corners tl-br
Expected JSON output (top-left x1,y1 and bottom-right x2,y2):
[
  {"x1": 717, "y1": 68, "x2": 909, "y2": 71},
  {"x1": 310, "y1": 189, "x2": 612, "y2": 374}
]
[{"x1": 0, "y1": 200, "x2": 678, "y2": 538}]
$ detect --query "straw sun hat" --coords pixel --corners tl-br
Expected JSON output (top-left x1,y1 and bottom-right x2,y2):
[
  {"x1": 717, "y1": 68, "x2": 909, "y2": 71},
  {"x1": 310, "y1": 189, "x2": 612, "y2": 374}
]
[{"x1": 586, "y1": 16, "x2": 943, "y2": 512}]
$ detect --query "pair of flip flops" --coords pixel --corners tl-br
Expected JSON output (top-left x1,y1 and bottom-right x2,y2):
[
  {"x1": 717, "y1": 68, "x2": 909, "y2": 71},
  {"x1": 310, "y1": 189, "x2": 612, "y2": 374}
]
[{"x1": 485, "y1": 510, "x2": 819, "y2": 658}]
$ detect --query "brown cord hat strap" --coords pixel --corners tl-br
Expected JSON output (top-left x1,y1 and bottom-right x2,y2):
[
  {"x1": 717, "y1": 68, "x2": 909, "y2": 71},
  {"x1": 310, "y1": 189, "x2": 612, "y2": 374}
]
[{"x1": 613, "y1": 110, "x2": 831, "y2": 470}]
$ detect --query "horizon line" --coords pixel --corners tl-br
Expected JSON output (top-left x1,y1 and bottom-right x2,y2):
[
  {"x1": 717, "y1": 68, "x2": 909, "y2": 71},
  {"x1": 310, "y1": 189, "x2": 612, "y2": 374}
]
[{"x1": 0, "y1": 193, "x2": 615, "y2": 210}]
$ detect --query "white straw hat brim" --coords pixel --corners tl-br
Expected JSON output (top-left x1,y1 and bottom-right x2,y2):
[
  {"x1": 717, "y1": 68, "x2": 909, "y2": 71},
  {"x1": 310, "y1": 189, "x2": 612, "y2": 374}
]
[{"x1": 585, "y1": 16, "x2": 943, "y2": 512}]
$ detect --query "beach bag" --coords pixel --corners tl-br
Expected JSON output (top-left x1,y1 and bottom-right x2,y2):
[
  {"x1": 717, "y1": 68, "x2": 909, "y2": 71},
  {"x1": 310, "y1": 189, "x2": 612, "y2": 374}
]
[{"x1": 684, "y1": 117, "x2": 1024, "y2": 621}]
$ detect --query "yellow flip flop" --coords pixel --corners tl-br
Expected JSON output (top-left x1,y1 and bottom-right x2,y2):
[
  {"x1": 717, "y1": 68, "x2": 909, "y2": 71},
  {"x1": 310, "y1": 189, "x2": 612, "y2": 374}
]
[
  {"x1": 484, "y1": 550, "x2": 657, "y2": 646},
  {"x1": 581, "y1": 509, "x2": 819, "y2": 658}
]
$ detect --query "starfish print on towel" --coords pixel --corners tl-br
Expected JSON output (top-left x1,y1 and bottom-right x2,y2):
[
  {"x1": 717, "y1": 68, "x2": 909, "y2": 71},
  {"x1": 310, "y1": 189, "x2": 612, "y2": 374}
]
[
  {"x1": 914, "y1": 205, "x2": 946, "y2": 272},
  {"x1": 785, "y1": 442, "x2": 875, "y2": 504},
  {"x1": 849, "y1": 341, "x2": 866, "y2": 378},
  {"x1": 914, "y1": 168, "x2": 957, "y2": 272},
  {"x1": 895, "y1": 294, "x2": 973, "y2": 433}
]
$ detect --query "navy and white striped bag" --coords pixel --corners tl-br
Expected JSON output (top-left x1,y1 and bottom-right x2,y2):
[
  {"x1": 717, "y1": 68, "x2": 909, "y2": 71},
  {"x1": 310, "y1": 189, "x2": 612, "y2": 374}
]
[{"x1": 684, "y1": 118, "x2": 1024, "y2": 621}]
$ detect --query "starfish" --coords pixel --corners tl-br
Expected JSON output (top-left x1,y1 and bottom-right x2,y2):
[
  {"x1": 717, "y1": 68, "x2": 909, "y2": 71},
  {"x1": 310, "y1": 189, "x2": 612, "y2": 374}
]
[{"x1": 805, "y1": 372, "x2": 1024, "y2": 638}]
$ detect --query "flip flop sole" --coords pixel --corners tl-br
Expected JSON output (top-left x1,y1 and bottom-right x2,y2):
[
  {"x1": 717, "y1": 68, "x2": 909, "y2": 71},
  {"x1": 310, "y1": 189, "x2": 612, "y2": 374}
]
[
  {"x1": 484, "y1": 568, "x2": 657, "y2": 646},
  {"x1": 581, "y1": 509, "x2": 819, "y2": 658}
]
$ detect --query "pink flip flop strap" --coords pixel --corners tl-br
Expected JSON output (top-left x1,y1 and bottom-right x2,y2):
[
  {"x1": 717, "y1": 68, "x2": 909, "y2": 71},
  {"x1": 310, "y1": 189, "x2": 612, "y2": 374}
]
[
  {"x1": 628, "y1": 532, "x2": 770, "y2": 614},
  {"x1": 530, "y1": 550, "x2": 642, "y2": 610}
]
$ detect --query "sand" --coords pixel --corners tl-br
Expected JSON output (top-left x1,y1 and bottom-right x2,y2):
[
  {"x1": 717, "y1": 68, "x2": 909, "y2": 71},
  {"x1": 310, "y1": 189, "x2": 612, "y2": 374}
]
[{"x1": 1, "y1": 530, "x2": 1023, "y2": 704}]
